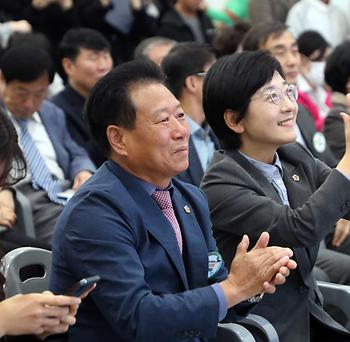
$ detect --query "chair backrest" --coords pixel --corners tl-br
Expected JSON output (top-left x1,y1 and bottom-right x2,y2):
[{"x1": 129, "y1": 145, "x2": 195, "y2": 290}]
[
  {"x1": 13, "y1": 189, "x2": 36, "y2": 238},
  {"x1": 1, "y1": 247, "x2": 52, "y2": 298},
  {"x1": 238, "y1": 314, "x2": 280, "y2": 342},
  {"x1": 317, "y1": 281, "x2": 350, "y2": 331},
  {"x1": 210, "y1": 323, "x2": 256, "y2": 342}
]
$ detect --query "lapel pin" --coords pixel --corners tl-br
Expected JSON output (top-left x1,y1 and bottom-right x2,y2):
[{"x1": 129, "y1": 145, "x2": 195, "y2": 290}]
[
  {"x1": 292, "y1": 174, "x2": 300, "y2": 182},
  {"x1": 184, "y1": 205, "x2": 191, "y2": 213}
]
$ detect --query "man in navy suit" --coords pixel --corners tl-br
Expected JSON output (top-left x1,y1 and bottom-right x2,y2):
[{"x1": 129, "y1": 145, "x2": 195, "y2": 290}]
[
  {"x1": 0, "y1": 44, "x2": 95, "y2": 243},
  {"x1": 50, "y1": 60, "x2": 297, "y2": 341},
  {"x1": 162, "y1": 42, "x2": 218, "y2": 186}
]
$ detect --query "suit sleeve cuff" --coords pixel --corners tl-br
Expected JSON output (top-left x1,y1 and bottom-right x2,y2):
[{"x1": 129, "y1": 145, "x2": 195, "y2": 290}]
[{"x1": 211, "y1": 283, "x2": 228, "y2": 321}]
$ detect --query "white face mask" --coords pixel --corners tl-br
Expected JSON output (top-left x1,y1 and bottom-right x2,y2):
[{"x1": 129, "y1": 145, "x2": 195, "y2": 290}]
[{"x1": 307, "y1": 61, "x2": 326, "y2": 87}]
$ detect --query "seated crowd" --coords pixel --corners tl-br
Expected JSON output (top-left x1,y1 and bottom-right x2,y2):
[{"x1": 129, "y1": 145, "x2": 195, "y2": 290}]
[{"x1": 1, "y1": 0, "x2": 350, "y2": 341}]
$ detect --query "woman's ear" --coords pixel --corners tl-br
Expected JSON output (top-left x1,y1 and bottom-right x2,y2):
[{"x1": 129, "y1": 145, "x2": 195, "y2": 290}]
[{"x1": 223, "y1": 110, "x2": 244, "y2": 134}]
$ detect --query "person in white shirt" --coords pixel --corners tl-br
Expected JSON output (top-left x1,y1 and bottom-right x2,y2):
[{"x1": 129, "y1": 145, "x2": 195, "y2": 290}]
[{"x1": 286, "y1": 0, "x2": 349, "y2": 47}]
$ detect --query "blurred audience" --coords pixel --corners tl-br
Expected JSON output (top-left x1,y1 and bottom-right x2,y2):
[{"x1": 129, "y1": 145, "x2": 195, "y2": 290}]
[
  {"x1": 134, "y1": 36, "x2": 176, "y2": 65},
  {"x1": 51, "y1": 28, "x2": 113, "y2": 167},
  {"x1": 212, "y1": 22, "x2": 250, "y2": 57},
  {"x1": 324, "y1": 41, "x2": 350, "y2": 163},
  {"x1": 297, "y1": 30, "x2": 332, "y2": 129},
  {"x1": 8, "y1": 32, "x2": 65, "y2": 98},
  {"x1": 162, "y1": 42, "x2": 217, "y2": 186},
  {"x1": 0, "y1": 20, "x2": 31, "y2": 49},
  {"x1": 287, "y1": 0, "x2": 349, "y2": 47},
  {"x1": 158, "y1": 0, "x2": 214, "y2": 43},
  {"x1": 0, "y1": 109, "x2": 91, "y2": 341},
  {"x1": 249, "y1": 0, "x2": 299, "y2": 25},
  {"x1": 0, "y1": 110, "x2": 51, "y2": 253},
  {"x1": 0, "y1": 44, "x2": 95, "y2": 244},
  {"x1": 204, "y1": 0, "x2": 249, "y2": 27}
]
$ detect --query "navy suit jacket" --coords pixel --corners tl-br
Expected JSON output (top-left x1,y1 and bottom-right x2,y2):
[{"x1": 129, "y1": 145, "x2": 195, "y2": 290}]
[
  {"x1": 51, "y1": 85, "x2": 105, "y2": 167},
  {"x1": 49, "y1": 160, "x2": 250, "y2": 341},
  {"x1": 37, "y1": 100, "x2": 96, "y2": 180}
]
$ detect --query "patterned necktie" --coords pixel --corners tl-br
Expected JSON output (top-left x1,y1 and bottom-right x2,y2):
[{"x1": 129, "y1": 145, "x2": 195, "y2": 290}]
[
  {"x1": 152, "y1": 190, "x2": 183, "y2": 254},
  {"x1": 16, "y1": 119, "x2": 66, "y2": 205}
]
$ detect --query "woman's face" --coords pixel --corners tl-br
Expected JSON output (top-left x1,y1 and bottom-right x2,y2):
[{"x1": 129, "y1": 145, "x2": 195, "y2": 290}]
[{"x1": 236, "y1": 72, "x2": 298, "y2": 160}]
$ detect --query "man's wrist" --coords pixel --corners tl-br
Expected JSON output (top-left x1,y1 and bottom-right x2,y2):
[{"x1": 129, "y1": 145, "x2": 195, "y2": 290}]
[{"x1": 219, "y1": 277, "x2": 245, "y2": 308}]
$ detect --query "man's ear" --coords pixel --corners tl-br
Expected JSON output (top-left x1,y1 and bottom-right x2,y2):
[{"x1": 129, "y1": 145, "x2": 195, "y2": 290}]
[
  {"x1": 184, "y1": 75, "x2": 197, "y2": 94},
  {"x1": 223, "y1": 109, "x2": 244, "y2": 134},
  {"x1": 106, "y1": 124, "x2": 128, "y2": 156},
  {"x1": 62, "y1": 58, "x2": 74, "y2": 76}
]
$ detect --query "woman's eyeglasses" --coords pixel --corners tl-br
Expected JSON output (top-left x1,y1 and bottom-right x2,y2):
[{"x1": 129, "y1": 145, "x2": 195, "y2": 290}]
[{"x1": 253, "y1": 84, "x2": 298, "y2": 105}]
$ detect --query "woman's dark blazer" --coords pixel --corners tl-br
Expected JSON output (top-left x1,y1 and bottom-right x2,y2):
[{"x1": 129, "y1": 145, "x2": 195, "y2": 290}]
[{"x1": 201, "y1": 143, "x2": 350, "y2": 341}]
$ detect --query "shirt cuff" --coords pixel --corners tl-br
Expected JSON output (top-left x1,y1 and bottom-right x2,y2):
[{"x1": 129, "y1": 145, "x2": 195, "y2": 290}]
[{"x1": 211, "y1": 283, "x2": 228, "y2": 321}]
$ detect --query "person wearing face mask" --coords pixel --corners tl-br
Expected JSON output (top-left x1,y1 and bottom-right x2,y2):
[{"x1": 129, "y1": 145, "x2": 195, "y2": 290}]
[{"x1": 297, "y1": 30, "x2": 332, "y2": 130}]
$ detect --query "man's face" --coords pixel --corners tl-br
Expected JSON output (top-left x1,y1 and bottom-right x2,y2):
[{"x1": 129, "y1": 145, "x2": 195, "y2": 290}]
[
  {"x1": 2, "y1": 73, "x2": 49, "y2": 119},
  {"x1": 262, "y1": 31, "x2": 301, "y2": 85},
  {"x1": 65, "y1": 47, "x2": 113, "y2": 95},
  {"x1": 115, "y1": 82, "x2": 190, "y2": 188}
]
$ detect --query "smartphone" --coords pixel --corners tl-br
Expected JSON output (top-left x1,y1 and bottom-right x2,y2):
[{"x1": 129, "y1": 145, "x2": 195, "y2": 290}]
[{"x1": 65, "y1": 275, "x2": 100, "y2": 297}]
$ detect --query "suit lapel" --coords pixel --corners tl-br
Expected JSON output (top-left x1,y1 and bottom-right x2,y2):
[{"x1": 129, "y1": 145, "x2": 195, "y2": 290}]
[
  {"x1": 228, "y1": 150, "x2": 282, "y2": 203},
  {"x1": 109, "y1": 162, "x2": 189, "y2": 289},
  {"x1": 281, "y1": 161, "x2": 313, "y2": 208},
  {"x1": 282, "y1": 161, "x2": 315, "y2": 281},
  {"x1": 172, "y1": 189, "x2": 208, "y2": 289},
  {"x1": 139, "y1": 202, "x2": 190, "y2": 289}
]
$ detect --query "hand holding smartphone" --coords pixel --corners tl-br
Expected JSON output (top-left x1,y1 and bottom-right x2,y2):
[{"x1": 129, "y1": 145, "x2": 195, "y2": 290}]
[{"x1": 65, "y1": 275, "x2": 100, "y2": 297}]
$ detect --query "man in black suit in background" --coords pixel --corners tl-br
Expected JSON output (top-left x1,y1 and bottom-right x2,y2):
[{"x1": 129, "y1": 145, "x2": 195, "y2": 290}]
[{"x1": 162, "y1": 42, "x2": 218, "y2": 186}]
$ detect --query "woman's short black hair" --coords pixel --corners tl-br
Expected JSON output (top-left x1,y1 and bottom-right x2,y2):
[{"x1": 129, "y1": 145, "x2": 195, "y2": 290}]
[
  {"x1": 325, "y1": 41, "x2": 350, "y2": 94},
  {"x1": 0, "y1": 111, "x2": 26, "y2": 188},
  {"x1": 203, "y1": 50, "x2": 283, "y2": 149}
]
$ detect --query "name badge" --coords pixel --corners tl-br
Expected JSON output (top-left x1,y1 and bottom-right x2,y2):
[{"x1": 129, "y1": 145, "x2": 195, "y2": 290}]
[{"x1": 208, "y1": 252, "x2": 223, "y2": 279}]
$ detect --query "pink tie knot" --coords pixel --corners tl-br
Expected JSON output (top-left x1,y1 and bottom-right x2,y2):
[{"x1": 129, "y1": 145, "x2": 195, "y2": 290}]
[{"x1": 151, "y1": 190, "x2": 173, "y2": 210}]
